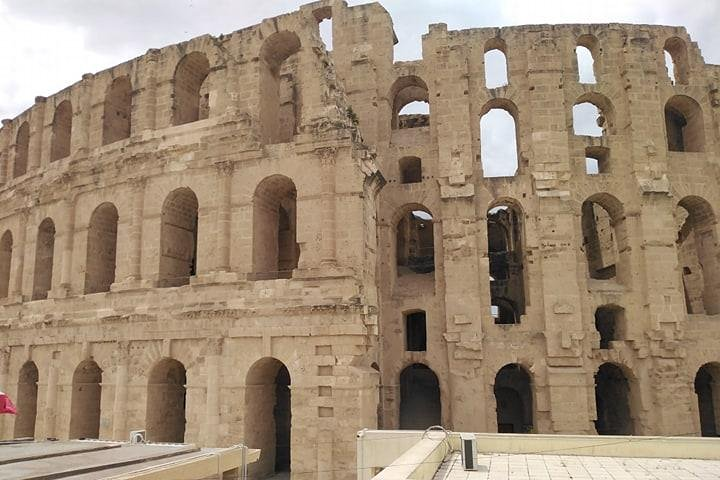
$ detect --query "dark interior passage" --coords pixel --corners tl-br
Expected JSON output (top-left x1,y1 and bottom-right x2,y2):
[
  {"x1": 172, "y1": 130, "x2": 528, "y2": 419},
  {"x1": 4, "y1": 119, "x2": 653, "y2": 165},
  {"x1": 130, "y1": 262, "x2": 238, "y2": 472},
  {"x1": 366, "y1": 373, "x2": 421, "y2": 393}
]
[
  {"x1": 595, "y1": 363, "x2": 634, "y2": 435},
  {"x1": 399, "y1": 363, "x2": 441, "y2": 430}
]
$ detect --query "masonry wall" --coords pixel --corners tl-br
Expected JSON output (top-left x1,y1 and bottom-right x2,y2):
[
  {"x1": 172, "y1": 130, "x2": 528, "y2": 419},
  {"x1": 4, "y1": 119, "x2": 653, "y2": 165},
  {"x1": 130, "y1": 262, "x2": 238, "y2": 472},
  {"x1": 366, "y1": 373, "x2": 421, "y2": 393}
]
[{"x1": 0, "y1": 1, "x2": 720, "y2": 480}]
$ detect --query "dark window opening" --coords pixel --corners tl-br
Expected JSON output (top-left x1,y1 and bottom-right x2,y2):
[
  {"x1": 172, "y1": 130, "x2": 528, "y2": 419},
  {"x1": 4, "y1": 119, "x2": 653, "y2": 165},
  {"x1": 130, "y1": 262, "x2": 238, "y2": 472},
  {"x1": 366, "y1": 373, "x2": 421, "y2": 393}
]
[
  {"x1": 676, "y1": 197, "x2": 720, "y2": 315},
  {"x1": 595, "y1": 305, "x2": 624, "y2": 349},
  {"x1": 695, "y1": 364, "x2": 720, "y2": 437},
  {"x1": 399, "y1": 157, "x2": 422, "y2": 184},
  {"x1": 405, "y1": 311, "x2": 427, "y2": 351},
  {"x1": 173, "y1": 52, "x2": 210, "y2": 126},
  {"x1": 396, "y1": 209, "x2": 434, "y2": 275},
  {"x1": 582, "y1": 200, "x2": 619, "y2": 281},
  {"x1": 494, "y1": 364, "x2": 533, "y2": 433},
  {"x1": 595, "y1": 363, "x2": 635, "y2": 435},
  {"x1": 488, "y1": 205, "x2": 525, "y2": 324},
  {"x1": 399, "y1": 364, "x2": 441, "y2": 430},
  {"x1": 158, "y1": 188, "x2": 199, "y2": 288},
  {"x1": 665, "y1": 95, "x2": 704, "y2": 153}
]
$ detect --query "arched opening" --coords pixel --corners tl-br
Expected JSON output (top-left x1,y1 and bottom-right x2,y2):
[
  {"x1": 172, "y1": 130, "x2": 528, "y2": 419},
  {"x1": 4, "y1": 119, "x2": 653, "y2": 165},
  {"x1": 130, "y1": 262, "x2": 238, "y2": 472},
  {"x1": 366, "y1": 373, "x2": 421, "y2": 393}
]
[
  {"x1": 389, "y1": 76, "x2": 429, "y2": 130},
  {"x1": 32, "y1": 218, "x2": 55, "y2": 301},
  {"x1": 0, "y1": 230, "x2": 12, "y2": 298},
  {"x1": 664, "y1": 37, "x2": 689, "y2": 85},
  {"x1": 573, "y1": 104, "x2": 604, "y2": 137},
  {"x1": 50, "y1": 100, "x2": 72, "y2": 162},
  {"x1": 484, "y1": 39, "x2": 508, "y2": 88},
  {"x1": 85, "y1": 203, "x2": 118, "y2": 294},
  {"x1": 399, "y1": 364, "x2": 441, "y2": 429},
  {"x1": 594, "y1": 363, "x2": 635, "y2": 435},
  {"x1": 259, "y1": 31, "x2": 302, "y2": 144},
  {"x1": 14, "y1": 361, "x2": 39, "y2": 438},
  {"x1": 102, "y1": 76, "x2": 132, "y2": 145},
  {"x1": 695, "y1": 363, "x2": 720, "y2": 437},
  {"x1": 245, "y1": 358, "x2": 291, "y2": 478},
  {"x1": 252, "y1": 175, "x2": 298, "y2": 280},
  {"x1": 396, "y1": 207, "x2": 434, "y2": 276},
  {"x1": 480, "y1": 103, "x2": 519, "y2": 178},
  {"x1": 576, "y1": 35, "x2": 598, "y2": 84},
  {"x1": 172, "y1": 52, "x2": 210, "y2": 126},
  {"x1": 146, "y1": 358, "x2": 186, "y2": 443},
  {"x1": 159, "y1": 188, "x2": 198, "y2": 288},
  {"x1": 405, "y1": 310, "x2": 427, "y2": 352},
  {"x1": 581, "y1": 194, "x2": 627, "y2": 283},
  {"x1": 314, "y1": 7, "x2": 333, "y2": 51},
  {"x1": 488, "y1": 203, "x2": 525, "y2": 324},
  {"x1": 399, "y1": 156, "x2": 422, "y2": 184},
  {"x1": 665, "y1": 95, "x2": 704, "y2": 153},
  {"x1": 69, "y1": 360, "x2": 102, "y2": 439},
  {"x1": 676, "y1": 196, "x2": 720, "y2": 315},
  {"x1": 595, "y1": 305, "x2": 625, "y2": 349},
  {"x1": 14, "y1": 122, "x2": 29, "y2": 178},
  {"x1": 494, "y1": 364, "x2": 533, "y2": 433}
]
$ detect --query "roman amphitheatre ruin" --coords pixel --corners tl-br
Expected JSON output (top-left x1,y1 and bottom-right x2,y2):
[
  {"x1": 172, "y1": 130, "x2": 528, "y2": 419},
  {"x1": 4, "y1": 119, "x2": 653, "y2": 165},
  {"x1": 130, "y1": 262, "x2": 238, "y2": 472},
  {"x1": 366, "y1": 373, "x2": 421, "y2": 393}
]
[{"x1": 0, "y1": 0, "x2": 718, "y2": 478}]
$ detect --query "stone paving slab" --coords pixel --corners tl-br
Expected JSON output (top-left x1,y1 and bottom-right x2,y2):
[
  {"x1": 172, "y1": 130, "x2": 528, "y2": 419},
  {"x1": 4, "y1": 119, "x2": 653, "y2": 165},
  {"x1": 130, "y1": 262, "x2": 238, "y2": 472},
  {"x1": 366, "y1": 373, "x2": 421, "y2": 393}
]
[
  {"x1": 0, "y1": 440, "x2": 119, "y2": 465},
  {"x1": 433, "y1": 452, "x2": 720, "y2": 480}
]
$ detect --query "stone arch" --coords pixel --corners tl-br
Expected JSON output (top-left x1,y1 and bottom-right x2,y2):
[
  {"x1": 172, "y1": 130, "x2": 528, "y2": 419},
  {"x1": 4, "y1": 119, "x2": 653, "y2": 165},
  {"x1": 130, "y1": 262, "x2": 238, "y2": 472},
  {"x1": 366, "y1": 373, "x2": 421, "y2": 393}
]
[
  {"x1": 103, "y1": 76, "x2": 132, "y2": 145},
  {"x1": 69, "y1": 360, "x2": 102, "y2": 439},
  {"x1": 581, "y1": 193, "x2": 629, "y2": 283},
  {"x1": 694, "y1": 362, "x2": 720, "y2": 437},
  {"x1": 50, "y1": 100, "x2": 72, "y2": 161},
  {"x1": 158, "y1": 187, "x2": 198, "y2": 288},
  {"x1": 252, "y1": 175, "x2": 298, "y2": 279},
  {"x1": 399, "y1": 363, "x2": 441, "y2": 429},
  {"x1": 245, "y1": 357, "x2": 292, "y2": 477},
  {"x1": 259, "y1": 31, "x2": 302, "y2": 144},
  {"x1": 0, "y1": 230, "x2": 12, "y2": 298},
  {"x1": 665, "y1": 95, "x2": 705, "y2": 152},
  {"x1": 488, "y1": 200, "x2": 525, "y2": 324},
  {"x1": 389, "y1": 75, "x2": 429, "y2": 130},
  {"x1": 14, "y1": 361, "x2": 39, "y2": 438},
  {"x1": 664, "y1": 37, "x2": 689, "y2": 85},
  {"x1": 14, "y1": 122, "x2": 29, "y2": 178},
  {"x1": 146, "y1": 358, "x2": 187, "y2": 443},
  {"x1": 395, "y1": 204, "x2": 434, "y2": 276},
  {"x1": 484, "y1": 37, "x2": 508, "y2": 88},
  {"x1": 494, "y1": 363, "x2": 533, "y2": 433},
  {"x1": 32, "y1": 218, "x2": 55, "y2": 300},
  {"x1": 573, "y1": 92, "x2": 615, "y2": 137},
  {"x1": 85, "y1": 202, "x2": 119, "y2": 294},
  {"x1": 399, "y1": 156, "x2": 422, "y2": 184},
  {"x1": 576, "y1": 34, "x2": 599, "y2": 84},
  {"x1": 594, "y1": 362, "x2": 638, "y2": 435},
  {"x1": 480, "y1": 99, "x2": 520, "y2": 178},
  {"x1": 172, "y1": 52, "x2": 210, "y2": 126},
  {"x1": 676, "y1": 196, "x2": 720, "y2": 314}
]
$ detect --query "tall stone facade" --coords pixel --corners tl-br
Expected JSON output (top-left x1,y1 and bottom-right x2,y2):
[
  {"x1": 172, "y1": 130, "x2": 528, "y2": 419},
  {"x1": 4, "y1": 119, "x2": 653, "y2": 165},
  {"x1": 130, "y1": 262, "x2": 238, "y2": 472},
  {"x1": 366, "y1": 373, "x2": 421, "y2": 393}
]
[{"x1": 0, "y1": 0, "x2": 719, "y2": 478}]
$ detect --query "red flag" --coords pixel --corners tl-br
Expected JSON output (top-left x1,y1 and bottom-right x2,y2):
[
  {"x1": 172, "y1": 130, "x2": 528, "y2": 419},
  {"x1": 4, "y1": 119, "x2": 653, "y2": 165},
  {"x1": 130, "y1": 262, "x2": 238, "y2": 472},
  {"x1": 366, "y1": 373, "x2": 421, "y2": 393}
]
[{"x1": 0, "y1": 392, "x2": 17, "y2": 414}]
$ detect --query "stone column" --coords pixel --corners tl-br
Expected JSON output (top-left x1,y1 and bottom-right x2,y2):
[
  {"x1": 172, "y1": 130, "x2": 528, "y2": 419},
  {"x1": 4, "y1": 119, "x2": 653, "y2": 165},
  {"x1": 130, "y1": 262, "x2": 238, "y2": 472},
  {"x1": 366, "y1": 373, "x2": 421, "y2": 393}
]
[
  {"x1": 203, "y1": 339, "x2": 222, "y2": 446},
  {"x1": 127, "y1": 178, "x2": 146, "y2": 282},
  {"x1": 9, "y1": 209, "x2": 28, "y2": 302},
  {"x1": 0, "y1": 348, "x2": 9, "y2": 437},
  {"x1": 43, "y1": 357, "x2": 59, "y2": 438},
  {"x1": 28, "y1": 97, "x2": 46, "y2": 171},
  {"x1": 0, "y1": 119, "x2": 11, "y2": 184},
  {"x1": 214, "y1": 162, "x2": 233, "y2": 272},
  {"x1": 57, "y1": 198, "x2": 76, "y2": 296},
  {"x1": 112, "y1": 342, "x2": 130, "y2": 440},
  {"x1": 318, "y1": 148, "x2": 337, "y2": 265}
]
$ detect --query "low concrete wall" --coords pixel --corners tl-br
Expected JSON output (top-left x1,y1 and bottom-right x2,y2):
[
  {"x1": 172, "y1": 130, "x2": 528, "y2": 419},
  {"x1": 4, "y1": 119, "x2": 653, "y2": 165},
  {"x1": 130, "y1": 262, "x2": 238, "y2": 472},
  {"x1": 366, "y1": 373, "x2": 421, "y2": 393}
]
[{"x1": 357, "y1": 430, "x2": 720, "y2": 480}]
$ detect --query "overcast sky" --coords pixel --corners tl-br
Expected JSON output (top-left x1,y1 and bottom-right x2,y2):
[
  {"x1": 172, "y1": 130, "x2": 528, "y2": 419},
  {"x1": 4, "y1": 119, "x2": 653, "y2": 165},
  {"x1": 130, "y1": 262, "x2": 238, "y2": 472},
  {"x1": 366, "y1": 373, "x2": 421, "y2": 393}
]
[{"x1": 0, "y1": 0, "x2": 718, "y2": 121}]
